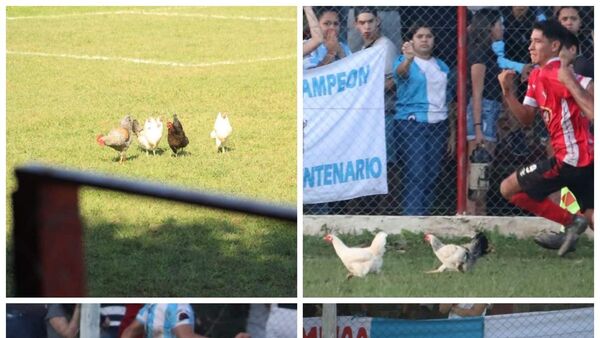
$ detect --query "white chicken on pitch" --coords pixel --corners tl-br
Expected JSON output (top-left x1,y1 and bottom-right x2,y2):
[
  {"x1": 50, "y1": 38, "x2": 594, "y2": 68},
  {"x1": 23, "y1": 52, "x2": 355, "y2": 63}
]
[
  {"x1": 210, "y1": 112, "x2": 233, "y2": 153},
  {"x1": 324, "y1": 232, "x2": 387, "y2": 279},
  {"x1": 133, "y1": 116, "x2": 163, "y2": 155},
  {"x1": 424, "y1": 232, "x2": 490, "y2": 273}
]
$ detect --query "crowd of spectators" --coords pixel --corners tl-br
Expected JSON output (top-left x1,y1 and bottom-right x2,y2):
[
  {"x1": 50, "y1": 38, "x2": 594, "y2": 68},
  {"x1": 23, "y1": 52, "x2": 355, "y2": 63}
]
[
  {"x1": 6, "y1": 304, "x2": 297, "y2": 338},
  {"x1": 304, "y1": 303, "x2": 592, "y2": 319},
  {"x1": 303, "y1": 6, "x2": 594, "y2": 217}
]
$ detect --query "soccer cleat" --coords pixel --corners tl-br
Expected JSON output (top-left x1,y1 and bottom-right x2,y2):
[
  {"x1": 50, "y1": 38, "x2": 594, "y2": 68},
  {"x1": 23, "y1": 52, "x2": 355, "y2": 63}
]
[
  {"x1": 533, "y1": 231, "x2": 575, "y2": 253},
  {"x1": 558, "y1": 215, "x2": 589, "y2": 257}
]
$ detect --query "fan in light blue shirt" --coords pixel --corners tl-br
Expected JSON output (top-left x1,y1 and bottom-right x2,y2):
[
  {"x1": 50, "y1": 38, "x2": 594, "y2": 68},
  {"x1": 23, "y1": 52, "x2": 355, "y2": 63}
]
[
  {"x1": 122, "y1": 304, "x2": 197, "y2": 338},
  {"x1": 392, "y1": 54, "x2": 450, "y2": 123}
]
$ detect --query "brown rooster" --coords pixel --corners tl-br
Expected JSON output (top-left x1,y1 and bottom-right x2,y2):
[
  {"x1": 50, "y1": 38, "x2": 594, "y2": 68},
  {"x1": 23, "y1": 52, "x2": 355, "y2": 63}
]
[
  {"x1": 96, "y1": 115, "x2": 134, "y2": 163},
  {"x1": 167, "y1": 114, "x2": 189, "y2": 156}
]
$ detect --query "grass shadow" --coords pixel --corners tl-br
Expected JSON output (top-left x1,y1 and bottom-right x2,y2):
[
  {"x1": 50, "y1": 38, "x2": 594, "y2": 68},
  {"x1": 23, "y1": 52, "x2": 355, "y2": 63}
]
[
  {"x1": 85, "y1": 216, "x2": 295, "y2": 297},
  {"x1": 169, "y1": 150, "x2": 192, "y2": 157},
  {"x1": 105, "y1": 153, "x2": 140, "y2": 163},
  {"x1": 7, "y1": 216, "x2": 296, "y2": 297}
]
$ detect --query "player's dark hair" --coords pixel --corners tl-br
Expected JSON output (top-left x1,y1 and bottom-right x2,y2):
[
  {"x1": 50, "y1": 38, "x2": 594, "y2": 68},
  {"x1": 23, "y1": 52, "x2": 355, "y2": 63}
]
[
  {"x1": 533, "y1": 19, "x2": 570, "y2": 44},
  {"x1": 405, "y1": 21, "x2": 434, "y2": 41},
  {"x1": 354, "y1": 6, "x2": 377, "y2": 21},
  {"x1": 468, "y1": 8, "x2": 502, "y2": 49},
  {"x1": 561, "y1": 29, "x2": 580, "y2": 52}
]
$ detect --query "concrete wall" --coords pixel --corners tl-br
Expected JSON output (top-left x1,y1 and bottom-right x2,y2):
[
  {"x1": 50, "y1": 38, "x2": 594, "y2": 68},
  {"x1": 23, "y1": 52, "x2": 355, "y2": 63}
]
[{"x1": 303, "y1": 215, "x2": 593, "y2": 239}]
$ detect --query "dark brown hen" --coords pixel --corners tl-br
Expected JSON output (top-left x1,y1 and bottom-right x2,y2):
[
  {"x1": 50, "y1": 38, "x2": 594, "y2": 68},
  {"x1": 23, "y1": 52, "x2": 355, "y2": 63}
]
[{"x1": 167, "y1": 114, "x2": 189, "y2": 156}]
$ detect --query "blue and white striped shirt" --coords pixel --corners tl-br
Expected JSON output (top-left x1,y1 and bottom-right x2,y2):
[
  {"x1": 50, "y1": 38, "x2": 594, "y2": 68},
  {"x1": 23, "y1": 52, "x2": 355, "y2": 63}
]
[
  {"x1": 136, "y1": 304, "x2": 195, "y2": 338},
  {"x1": 393, "y1": 55, "x2": 450, "y2": 123}
]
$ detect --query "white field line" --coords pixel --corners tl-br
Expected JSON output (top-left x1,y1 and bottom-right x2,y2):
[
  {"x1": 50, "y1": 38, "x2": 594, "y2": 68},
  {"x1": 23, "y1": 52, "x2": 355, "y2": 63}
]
[
  {"x1": 7, "y1": 10, "x2": 295, "y2": 22},
  {"x1": 7, "y1": 50, "x2": 295, "y2": 68}
]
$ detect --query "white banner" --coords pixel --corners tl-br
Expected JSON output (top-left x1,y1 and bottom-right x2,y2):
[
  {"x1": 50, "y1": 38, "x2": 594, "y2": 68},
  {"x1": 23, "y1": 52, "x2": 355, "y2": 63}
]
[
  {"x1": 303, "y1": 316, "x2": 372, "y2": 338},
  {"x1": 484, "y1": 307, "x2": 593, "y2": 338},
  {"x1": 303, "y1": 46, "x2": 387, "y2": 204}
]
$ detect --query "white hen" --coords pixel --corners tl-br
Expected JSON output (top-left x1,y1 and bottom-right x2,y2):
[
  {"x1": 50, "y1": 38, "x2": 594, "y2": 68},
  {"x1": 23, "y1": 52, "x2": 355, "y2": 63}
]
[
  {"x1": 134, "y1": 116, "x2": 163, "y2": 155},
  {"x1": 424, "y1": 233, "x2": 489, "y2": 273},
  {"x1": 210, "y1": 112, "x2": 232, "y2": 153},
  {"x1": 324, "y1": 232, "x2": 387, "y2": 279}
]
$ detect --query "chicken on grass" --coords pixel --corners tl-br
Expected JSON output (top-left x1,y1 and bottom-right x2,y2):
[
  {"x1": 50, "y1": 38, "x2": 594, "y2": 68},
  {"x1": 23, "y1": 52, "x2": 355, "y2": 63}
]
[
  {"x1": 424, "y1": 232, "x2": 490, "y2": 273},
  {"x1": 96, "y1": 115, "x2": 134, "y2": 163},
  {"x1": 324, "y1": 232, "x2": 387, "y2": 280},
  {"x1": 167, "y1": 114, "x2": 189, "y2": 156},
  {"x1": 133, "y1": 116, "x2": 163, "y2": 155},
  {"x1": 210, "y1": 112, "x2": 232, "y2": 153}
]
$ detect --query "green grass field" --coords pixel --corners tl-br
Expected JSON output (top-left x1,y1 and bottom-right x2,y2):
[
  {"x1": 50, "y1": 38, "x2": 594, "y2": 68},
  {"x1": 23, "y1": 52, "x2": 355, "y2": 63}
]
[
  {"x1": 6, "y1": 6, "x2": 296, "y2": 297},
  {"x1": 304, "y1": 230, "x2": 593, "y2": 297}
]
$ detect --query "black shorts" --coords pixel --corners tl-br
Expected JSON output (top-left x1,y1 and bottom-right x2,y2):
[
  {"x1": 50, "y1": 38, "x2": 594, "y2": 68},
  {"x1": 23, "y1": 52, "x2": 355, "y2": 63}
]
[{"x1": 516, "y1": 157, "x2": 594, "y2": 211}]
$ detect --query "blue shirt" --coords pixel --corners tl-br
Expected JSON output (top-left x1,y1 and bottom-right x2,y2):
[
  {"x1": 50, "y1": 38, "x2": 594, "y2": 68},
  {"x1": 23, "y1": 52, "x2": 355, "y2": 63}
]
[
  {"x1": 492, "y1": 40, "x2": 525, "y2": 73},
  {"x1": 303, "y1": 42, "x2": 352, "y2": 70},
  {"x1": 393, "y1": 55, "x2": 450, "y2": 123},
  {"x1": 136, "y1": 304, "x2": 195, "y2": 338}
]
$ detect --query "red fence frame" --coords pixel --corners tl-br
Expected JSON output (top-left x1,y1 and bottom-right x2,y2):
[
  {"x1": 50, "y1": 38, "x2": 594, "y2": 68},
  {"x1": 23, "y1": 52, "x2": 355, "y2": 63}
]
[
  {"x1": 456, "y1": 6, "x2": 468, "y2": 215},
  {"x1": 12, "y1": 164, "x2": 296, "y2": 296}
]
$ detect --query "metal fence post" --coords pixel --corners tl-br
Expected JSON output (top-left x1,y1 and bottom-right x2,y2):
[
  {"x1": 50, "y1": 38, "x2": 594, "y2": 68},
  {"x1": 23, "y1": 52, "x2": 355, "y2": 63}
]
[
  {"x1": 81, "y1": 304, "x2": 101, "y2": 338},
  {"x1": 456, "y1": 6, "x2": 468, "y2": 214},
  {"x1": 13, "y1": 171, "x2": 85, "y2": 297},
  {"x1": 322, "y1": 304, "x2": 337, "y2": 338}
]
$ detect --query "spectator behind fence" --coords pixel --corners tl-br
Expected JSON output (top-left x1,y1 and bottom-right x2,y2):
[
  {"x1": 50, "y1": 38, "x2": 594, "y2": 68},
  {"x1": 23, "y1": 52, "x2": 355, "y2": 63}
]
[
  {"x1": 497, "y1": 20, "x2": 593, "y2": 257},
  {"x1": 101, "y1": 304, "x2": 126, "y2": 338},
  {"x1": 7, "y1": 304, "x2": 47, "y2": 338},
  {"x1": 399, "y1": 7, "x2": 458, "y2": 69},
  {"x1": 354, "y1": 6, "x2": 398, "y2": 159},
  {"x1": 46, "y1": 304, "x2": 80, "y2": 338},
  {"x1": 303, "y1": 7, "x2": 323, "y2": 57},
  {"x1": 398, "y1": 7, "x2": 460, "y2": 103},
  {"x1": 439, "y1": 304, "x2": 490, "y2": 319},
  {"x1": 503, "y1": 7, "x2": 542, "y2": 63},
  {"x1": 556, "y1": 6, "x2": 593, "y2": 78},
  {"x1": 122, "y1": 304, "x2": 250, "y2": 338},
  {"x1": 247, "y1": 304, "x2": 270, "y2": 338},
  {"x1": 349, "y1": 6, "x2": 400, "y2": 213},
  {"x1": 303, "y1": 7, "x2": 352, "y2": 70},
  {"x1": 499, "y1": 6, "x2": 544, "y2": 147},
  {"x1": 496, "y1": 7, "x2": 536, "y2": 78},
  {"x1": 466, "y1": 8, "x2": 505, "y2": 215},
  {"x1": 265, "y1": 304, "x2": 296, "y2": 338},
  {"x1": 392, "y1": 22, "x2": 450, "y2": 216}
]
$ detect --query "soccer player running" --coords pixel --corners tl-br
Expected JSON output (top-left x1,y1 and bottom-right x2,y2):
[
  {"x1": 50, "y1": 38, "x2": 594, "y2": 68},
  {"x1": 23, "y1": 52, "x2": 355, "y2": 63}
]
[{"x1": 497, "y1": 19, "x2": 593, "y2": 257}]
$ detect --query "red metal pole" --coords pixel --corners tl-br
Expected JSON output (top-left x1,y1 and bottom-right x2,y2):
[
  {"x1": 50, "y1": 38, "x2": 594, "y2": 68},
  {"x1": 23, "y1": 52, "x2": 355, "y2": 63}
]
[
  {"x1": 13, "y1": 177, "x2": 85, "y2": 296},
  {"x1": 456, "y1": 6, "x2": 468, "y2": 214}
]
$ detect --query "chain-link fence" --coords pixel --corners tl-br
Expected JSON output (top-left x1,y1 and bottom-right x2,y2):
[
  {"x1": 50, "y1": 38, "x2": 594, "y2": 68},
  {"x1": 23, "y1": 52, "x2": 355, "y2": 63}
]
[
  {"x1": 304, "y1": 304, "x2": 594, "y2": 337},
  {"x1": 303, "y1": 6, "x2": 594, "y2": 216},
  {"x1": 6, "y1": 303, "x2": 296, "y2": 338}
]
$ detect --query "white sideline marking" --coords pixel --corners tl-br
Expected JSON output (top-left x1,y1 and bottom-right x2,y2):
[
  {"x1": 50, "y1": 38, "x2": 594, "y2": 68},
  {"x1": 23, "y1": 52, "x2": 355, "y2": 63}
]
[
  {"x1": 7, "y1": 10, "x2": 295, "y2": 22},
  {"x1": 7, "y1": 50, "x2": 295, "y2": 68}
]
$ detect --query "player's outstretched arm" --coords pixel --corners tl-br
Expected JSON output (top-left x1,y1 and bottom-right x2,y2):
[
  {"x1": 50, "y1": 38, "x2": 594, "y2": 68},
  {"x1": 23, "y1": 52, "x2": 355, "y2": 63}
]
[{"x1": 498, "y1": 70, "x2": 536, "y2": 126}]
